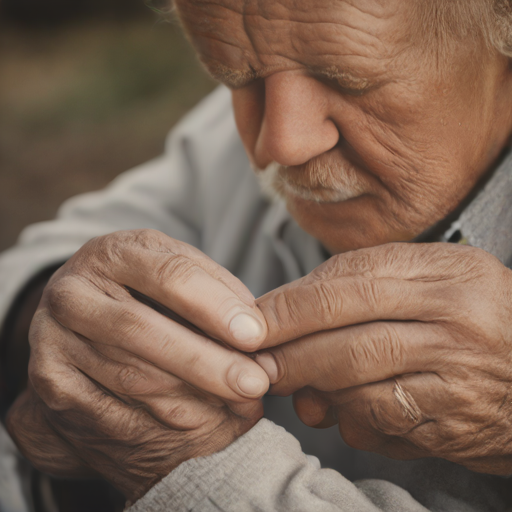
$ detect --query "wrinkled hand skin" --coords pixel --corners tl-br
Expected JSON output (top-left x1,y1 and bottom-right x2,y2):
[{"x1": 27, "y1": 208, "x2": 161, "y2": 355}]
[
  {"x1": 8, "y1": 379, "x2": 261, "y2": 503},
  {"x1": 257, "y1": 243, "x2": 512, "y2": 475},
  {"x1": 8, "y1": 381, "x2": 260, "y2": 503},
  {"x1": 6, "y1": 229, "x2": 266, "y2": 502}
]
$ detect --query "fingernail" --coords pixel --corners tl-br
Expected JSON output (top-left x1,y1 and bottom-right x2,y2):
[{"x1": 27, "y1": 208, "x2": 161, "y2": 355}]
[
  {"x1": 229, "y1": 313, "x2": 264, "y2": 345},
  {"x1": 237, "y1": 373, "x2": 268, "y2": 397},
  {"x1": 255, "y1": 353, "x2": 279, "y2": 384}
]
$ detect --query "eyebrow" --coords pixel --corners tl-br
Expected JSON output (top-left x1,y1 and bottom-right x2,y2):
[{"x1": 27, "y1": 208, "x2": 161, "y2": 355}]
[
  {"x1": 315, "y1": 66, "x2": 375, "y2": 93},
  {"x1": 205, "y1": 63, "x2": 259, "y2": 89},
  {"x1": 204, "y1": 61, "x2": 379, "y2": 94}
]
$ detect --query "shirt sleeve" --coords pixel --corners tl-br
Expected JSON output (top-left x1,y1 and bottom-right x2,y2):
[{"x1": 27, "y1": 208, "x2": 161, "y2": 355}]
[
  {"x1": 0, "y1": 86, "x2": 242, "y2": 331},
  {"x1": 125, "y1": 419, "x2": 430, "y2": 512}
]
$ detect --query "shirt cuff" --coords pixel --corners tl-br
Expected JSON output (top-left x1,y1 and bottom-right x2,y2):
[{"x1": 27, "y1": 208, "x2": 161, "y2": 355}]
[{"x1": 125, "y1": 418, "x2": 314, "y2": 512}]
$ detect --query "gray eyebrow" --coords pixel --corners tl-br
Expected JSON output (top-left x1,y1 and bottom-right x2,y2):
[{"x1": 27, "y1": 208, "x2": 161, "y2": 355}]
[
  {"x1": 204, "y1": 61, "x2": 378, "y2": 93},
  {"x1": 315, "y1": 66, "x2": 373, "y2": 91},
  {"x1": 203, "y1": 62, "x2": 259, "y2": 89}
]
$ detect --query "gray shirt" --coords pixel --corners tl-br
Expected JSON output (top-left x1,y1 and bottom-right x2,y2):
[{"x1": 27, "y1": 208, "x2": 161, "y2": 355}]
[{"x1": 1, "y1": 86, "x2": 512, "y2": 511}]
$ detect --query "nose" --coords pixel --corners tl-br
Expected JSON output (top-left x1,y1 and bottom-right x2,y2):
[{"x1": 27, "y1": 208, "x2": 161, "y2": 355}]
[{"x1": 254, "y1": 72, "x2": 339, "y2": 167}]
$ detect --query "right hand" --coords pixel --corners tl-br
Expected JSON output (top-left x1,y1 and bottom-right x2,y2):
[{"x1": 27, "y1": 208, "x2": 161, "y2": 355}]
[{"x1": 7, "y1": 229, "x2": 269, "y2": 497}]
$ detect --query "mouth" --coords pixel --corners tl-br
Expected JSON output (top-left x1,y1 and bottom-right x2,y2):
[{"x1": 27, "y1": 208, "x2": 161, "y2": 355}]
[{"x1": 256, "y1": 159, "x2": 367, "y2": 204}]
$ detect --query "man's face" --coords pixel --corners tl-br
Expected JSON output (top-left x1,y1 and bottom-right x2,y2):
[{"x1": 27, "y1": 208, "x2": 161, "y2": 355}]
[{"x1": 176, "y1": 0, "x2": 512, "y2": 253}]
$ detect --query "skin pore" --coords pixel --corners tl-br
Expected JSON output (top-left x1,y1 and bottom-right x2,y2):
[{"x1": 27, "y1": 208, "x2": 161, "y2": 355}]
[{"x1": 175, "y1": 0, "x2": 512, "y2": 254}]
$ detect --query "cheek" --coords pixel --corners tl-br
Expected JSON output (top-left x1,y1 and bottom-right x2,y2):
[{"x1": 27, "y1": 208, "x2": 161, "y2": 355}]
[
  {"x1": 231, "y1": 84, "x2": 265, "y2": 163},
  {"x1": 332, "y1": 90, "x2": 473, "y2": 211}
]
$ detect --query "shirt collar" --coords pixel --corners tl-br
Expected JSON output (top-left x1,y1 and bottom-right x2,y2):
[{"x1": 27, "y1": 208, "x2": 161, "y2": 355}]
[
  {"x1": 442, "y1": 149, "x2": 512, "y2": 266},
  {"x1": 267, "y1": 149, "x2": 512, "y2": 280}
]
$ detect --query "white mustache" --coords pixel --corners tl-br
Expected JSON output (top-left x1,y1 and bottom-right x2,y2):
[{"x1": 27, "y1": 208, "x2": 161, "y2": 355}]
[{"x1": 256, "y1": 159, "x2": 367, "y2": 203}]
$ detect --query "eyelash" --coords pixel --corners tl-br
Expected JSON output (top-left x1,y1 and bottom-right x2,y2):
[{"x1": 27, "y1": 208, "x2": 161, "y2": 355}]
[
  {"x1": 312, "y1": 75, "x2": 369, "y2": 97},
  {"x1": 214, "y1": 71, "x2": 371, "y2": 97}
]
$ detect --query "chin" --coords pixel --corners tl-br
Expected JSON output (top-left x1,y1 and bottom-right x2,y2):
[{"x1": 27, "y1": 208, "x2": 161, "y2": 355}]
[{"x1": 286, "y1": 193, "x2": 418, "y2": 254}]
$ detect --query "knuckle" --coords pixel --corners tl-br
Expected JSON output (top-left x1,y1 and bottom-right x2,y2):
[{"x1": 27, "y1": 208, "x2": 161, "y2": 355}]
[
  {"x1": 44, "y1": 276, "x2": 80, "y2": 321},
  {"x1": 115, "y1": 365, "x2": 148, "y2": 396},
  {"x1": 80, "y1": 234, "x2": 119, "y2": 267},
  {"x1": 28, "y1": 353, "x2": 75, "y2": 412},
  {"x1": 158, "y1": 402, "x2": 200, "y2": 429},
  {"x1": 113, "y1": 306, "x2": 180, "y2": 356},
  {"x1": 113, "y1": 307, "x2": 147, "y2": 338},
  {"x1": 29, "y1": 368, "x2": 73, "y2": 412},
  {"x1": 28, "y1": 309, "x2": 54, "y2": 349},
  {"x1": 125, "y1": 228, "x2": 171, "y2": 255},
  {"x1": 379, "y1": 324, "x2": 405, "y2": 368},
  {"x1": 268, "y1": 290, "x2": 304, "y2": 335},
  {"x1": 355, "y1": 279, "x2": 381, "y2": 312},
  {"x1": 310, "y1": 282, "x2": 342, "y2": 326},
  {"x1": 348, "y1": 324, "x2": 404, "y2": 375},
  {"x1": 155, "y1": 253, "x2": 199, "y2": 287},
  {"x1": 86, "y1": 229, "x2": 164, "y2": 267},
  {"x1": 184, "y1": 351, "x2": 203, "y2": 375},
  {"x1": 343, "y1": 249, "x2": 378, "y2": 276},
  {"x1": 309, "y1": 254, "x2": 345, "y2": 281}
]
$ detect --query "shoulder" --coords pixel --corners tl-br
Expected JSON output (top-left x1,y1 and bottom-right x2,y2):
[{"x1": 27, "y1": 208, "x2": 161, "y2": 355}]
[{"x1": 166, "y1": 86, "x2": 237, "y2": 148}]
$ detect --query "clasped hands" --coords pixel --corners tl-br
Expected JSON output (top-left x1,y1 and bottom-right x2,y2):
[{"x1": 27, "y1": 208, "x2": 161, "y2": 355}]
[{"x1": 7, "y1": 230, "x2": 512, "y2": 502}]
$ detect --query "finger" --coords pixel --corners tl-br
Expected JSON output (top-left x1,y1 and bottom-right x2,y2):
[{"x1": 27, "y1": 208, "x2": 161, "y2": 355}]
[
  {"x1": 28, "y1": 351, "x2": 257, "y2": 501},
  {"x1": 32, "y1": 307, "x2": 269, "y2": 402},
  {"x1": 256, "y1": 243, "x2": 472, "y2": 349},
  {"x1": 257, "y1": 321, "x2": 450, "y2": 395},
  {"x1": 77, "y1": 335, "x2": 262, "y2": 427},
  {"x1": 65, "y1": 230, "x2": 267, "y2": 350},
  {"x1": 256, "y1": 275, "x2": 448, "y2": 348},
  {"x1": 29, "y1": 362, "x2": 178, "y2": 500},
  {"x1": 332, "y1": 375, "x2": 439, "y2": 459},
  {"x1": 302, "y1": 373, "x2": 512, "y2": 473},
  {"x1": 292, "y1": 387, "x2": 337, "y2": 428},
  {"x1": 336, "y1": 372, "x2": 509, "y2": 464},
  {"x1": 70, "y1": 334, "x2": 226, "y2": 429},
  {"x1": 311, "y1": 373, "x2": 448, "y2": 459}
]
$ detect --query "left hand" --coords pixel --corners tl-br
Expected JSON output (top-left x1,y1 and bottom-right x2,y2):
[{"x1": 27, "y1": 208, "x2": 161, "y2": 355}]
[
  {"x1": 7, "y1": 328, "x2": 263, "y2": 503},
  {"x1": 255, "y1": 243, "x2": 512, "y2": 474}
]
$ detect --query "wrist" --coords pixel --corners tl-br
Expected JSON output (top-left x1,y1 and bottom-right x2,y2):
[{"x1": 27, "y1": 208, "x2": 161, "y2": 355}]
[{"x1": 115, "y1": 412, "x2": 261, "y2": 503}]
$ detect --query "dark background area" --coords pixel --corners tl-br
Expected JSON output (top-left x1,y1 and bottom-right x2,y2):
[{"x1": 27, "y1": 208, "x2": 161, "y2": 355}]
[{"x1": 0, "y1": 0, "x2": 215, "y2": 252}]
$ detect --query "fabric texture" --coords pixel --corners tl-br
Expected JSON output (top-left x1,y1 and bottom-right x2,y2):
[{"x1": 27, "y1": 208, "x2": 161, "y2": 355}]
[
  {"x1": 127, "y1": 419, "x2": 429, "y2": 512},
  {"x1": 1, "y1": 86, "x2": 512, "y2": 511},
  {"x1": 459, "y1": 150, "x2": 512, "y2": 266}
]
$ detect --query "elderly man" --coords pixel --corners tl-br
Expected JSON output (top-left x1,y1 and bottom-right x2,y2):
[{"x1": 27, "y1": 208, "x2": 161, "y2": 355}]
[{"x1": 2, "y1": 0, "x2": 512, "y2": 510}]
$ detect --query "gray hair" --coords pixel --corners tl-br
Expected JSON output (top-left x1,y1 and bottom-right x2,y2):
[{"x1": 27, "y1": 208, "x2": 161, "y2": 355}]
[
  {"x1": 417, "y1": 0, "x2": 512, "y2": 57},
  {"x1": 163, "y1": 0, "x2": 512, "y2": 58},
  {"x1": 490, "y1": 0, "x2": 512, "y2": 56}
]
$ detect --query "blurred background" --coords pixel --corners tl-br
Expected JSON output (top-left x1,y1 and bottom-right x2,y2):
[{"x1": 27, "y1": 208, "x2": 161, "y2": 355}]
[{"x1": 0, "y1": 0, "x2": 215, "y2": 252}]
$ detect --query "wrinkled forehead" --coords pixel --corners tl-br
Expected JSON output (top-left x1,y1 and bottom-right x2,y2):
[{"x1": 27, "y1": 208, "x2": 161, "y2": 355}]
[{"x1": 174, "y1": 0, "x2": 416, "y2": 84}]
